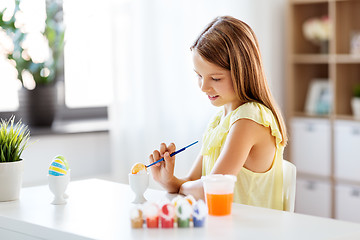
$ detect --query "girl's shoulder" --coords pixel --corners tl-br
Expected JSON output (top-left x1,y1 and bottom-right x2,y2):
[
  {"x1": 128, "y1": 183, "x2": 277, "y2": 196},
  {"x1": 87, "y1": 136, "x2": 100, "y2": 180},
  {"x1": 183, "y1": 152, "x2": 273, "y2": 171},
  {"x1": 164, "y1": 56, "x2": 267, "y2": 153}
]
[
  {"x1": 230, "y1": 102, "x2": 273, "y2": 124},
  {"x1": 230, "y1": 102, "x2": 283, "y2": 146}
]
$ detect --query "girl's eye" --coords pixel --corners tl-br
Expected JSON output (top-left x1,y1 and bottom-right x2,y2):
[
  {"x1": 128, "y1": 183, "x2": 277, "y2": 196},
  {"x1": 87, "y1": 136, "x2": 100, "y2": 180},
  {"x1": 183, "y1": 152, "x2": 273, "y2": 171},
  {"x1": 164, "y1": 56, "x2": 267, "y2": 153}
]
[{"x1": 212, "y1": 77, "x2": 220, "y2": 81}]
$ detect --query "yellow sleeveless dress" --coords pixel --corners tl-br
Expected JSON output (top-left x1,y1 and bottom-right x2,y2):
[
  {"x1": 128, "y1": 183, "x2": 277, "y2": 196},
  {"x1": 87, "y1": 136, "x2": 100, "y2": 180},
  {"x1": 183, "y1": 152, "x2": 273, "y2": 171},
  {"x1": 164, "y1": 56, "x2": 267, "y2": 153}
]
[{"x1": 201, "y1": 102, "x2": 284, "y2": 210}]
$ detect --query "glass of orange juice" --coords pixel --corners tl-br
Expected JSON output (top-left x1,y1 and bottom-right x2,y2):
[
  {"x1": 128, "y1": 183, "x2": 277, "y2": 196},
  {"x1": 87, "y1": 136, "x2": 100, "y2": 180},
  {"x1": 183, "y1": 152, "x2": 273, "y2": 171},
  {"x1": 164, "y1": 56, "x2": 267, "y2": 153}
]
[{"x1": 201, "y1": 174, "x2": 237, "y2": 216}]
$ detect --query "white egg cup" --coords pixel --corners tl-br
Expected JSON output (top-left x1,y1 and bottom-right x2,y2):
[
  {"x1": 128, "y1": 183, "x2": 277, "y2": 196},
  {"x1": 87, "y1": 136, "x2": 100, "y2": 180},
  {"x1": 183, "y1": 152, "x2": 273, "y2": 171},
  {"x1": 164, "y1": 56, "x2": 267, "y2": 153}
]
[
  {"x1": 48, "y1": 171, "x2": 70, "y2": 205},
  {"x1": 128, "y1": 172, "x2": 149, "y2": 204},
  {"x1": 63, "y1": 169, "x2": 70, "y2": 199}
]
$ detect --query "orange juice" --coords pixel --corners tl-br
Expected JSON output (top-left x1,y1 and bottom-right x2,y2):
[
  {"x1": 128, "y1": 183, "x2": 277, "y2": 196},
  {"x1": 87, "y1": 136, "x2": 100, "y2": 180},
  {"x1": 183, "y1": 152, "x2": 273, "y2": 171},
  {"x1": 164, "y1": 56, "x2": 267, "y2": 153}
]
[{"x1": 206, "y1": 193, "x2": 233, "y2": 216}]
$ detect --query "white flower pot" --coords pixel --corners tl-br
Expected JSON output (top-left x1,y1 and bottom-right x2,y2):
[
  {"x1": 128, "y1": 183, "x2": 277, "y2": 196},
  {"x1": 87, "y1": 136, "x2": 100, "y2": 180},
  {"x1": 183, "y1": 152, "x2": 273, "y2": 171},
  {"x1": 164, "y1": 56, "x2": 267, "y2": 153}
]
[
  {"x1": 0, "y1": 161, "x2": 24, "y2": 201},
  {"x1": 351, "y1": 97, "x2": 360, "y2": 118}
]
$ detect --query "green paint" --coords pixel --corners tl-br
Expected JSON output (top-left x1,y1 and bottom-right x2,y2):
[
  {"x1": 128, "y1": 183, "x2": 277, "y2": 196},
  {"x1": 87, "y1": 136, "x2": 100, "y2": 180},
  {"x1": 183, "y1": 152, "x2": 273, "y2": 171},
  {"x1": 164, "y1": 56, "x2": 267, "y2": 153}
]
[
  {"x1": 177, "y1": 218, "x2": 190, "y2": 228},
  {"x1": 55, "y1": 155, "x2": 69, "y2": 170}
]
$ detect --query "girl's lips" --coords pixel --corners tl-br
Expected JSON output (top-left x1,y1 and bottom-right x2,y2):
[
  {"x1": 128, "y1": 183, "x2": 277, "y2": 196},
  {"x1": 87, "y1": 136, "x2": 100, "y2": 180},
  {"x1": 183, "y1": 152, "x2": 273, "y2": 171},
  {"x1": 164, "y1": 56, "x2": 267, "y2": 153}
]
[{"x1": 208, "y1": 95, "x2": 219, "y2": 101}]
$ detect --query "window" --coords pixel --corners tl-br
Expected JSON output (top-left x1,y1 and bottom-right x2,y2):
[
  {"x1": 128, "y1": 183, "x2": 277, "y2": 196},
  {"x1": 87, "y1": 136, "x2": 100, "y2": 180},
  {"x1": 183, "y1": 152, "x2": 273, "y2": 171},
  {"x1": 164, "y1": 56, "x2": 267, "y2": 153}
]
[
  {"x1": 0, "y1": 0, "x2": 111, "y2": 119},
  {"x1": 63, "y1": 0, "x2": 113, "y2": 108}
]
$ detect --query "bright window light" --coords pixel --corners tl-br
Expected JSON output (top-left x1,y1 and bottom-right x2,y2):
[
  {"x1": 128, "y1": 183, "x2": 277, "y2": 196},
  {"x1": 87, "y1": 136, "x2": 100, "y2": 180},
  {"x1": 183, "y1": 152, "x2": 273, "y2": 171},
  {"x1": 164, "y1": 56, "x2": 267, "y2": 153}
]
[
  {"x1": 0, "y1": 0, "x2": 112, "y2": 112},
  {"x1": 0, "y1": 0, "x2": 46, "y2": 111},
  {"x1": 63, "y1": 0, "x2": 113, "y2": 108}
]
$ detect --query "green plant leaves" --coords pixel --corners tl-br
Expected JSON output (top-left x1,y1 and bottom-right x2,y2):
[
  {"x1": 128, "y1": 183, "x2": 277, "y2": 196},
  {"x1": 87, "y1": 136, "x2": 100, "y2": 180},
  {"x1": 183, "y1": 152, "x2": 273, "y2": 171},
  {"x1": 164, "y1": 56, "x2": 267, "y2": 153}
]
[
  {"x1": 0, "y1": 116, "x2": 30, "y2": 162},
  {"x1": 0, "y1": 0, "x2": 64, "y2": 86},
  {"x1": 353, "y1": 84, "x2": 360, "y2": 98}
]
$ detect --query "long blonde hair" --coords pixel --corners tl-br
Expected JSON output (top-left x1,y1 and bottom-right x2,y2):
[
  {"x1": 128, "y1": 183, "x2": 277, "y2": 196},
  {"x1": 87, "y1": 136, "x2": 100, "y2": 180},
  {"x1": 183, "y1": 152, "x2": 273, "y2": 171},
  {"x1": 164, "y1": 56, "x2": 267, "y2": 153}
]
[{"x1": 191, "y1": 16, "x2": 287, "y2": 146}]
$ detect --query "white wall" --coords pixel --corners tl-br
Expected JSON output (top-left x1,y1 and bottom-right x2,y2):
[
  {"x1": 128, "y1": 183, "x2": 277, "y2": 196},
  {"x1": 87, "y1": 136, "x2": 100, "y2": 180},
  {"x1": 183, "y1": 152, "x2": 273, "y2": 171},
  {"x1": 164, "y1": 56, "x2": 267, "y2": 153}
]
[
  {"x1": 21, "y1": 132, "x2": 111, "y2": 187},
  {"x1": 252, "y1": 0, "x2": 287, "y2": 109}
]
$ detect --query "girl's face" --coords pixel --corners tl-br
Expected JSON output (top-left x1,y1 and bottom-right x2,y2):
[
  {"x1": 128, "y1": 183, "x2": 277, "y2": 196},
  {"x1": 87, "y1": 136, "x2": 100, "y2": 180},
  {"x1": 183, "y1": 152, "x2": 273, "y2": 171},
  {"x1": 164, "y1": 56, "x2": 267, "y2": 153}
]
[{"x1": 192, "y1": 50, "x2": 241, "y2": 115}]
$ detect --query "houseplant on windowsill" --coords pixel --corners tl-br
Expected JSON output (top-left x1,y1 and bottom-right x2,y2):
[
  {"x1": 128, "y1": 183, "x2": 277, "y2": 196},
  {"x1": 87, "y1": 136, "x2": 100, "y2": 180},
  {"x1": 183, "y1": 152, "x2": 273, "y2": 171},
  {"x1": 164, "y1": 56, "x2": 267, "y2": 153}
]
[
  {"x1": 351, "y1": 84, "x2": 360, "y2": 119},
  {"x1": 0, "y1": 0, "x2": 65, "y2": 127},
  {"x1": 0, "y1": 116, "x2": 30, "y2": 201}
]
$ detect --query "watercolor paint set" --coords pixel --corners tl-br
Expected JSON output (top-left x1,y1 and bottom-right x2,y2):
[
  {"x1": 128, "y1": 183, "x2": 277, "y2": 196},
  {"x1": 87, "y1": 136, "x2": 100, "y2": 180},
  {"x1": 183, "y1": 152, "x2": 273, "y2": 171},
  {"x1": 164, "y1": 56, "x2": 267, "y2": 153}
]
[{"x1": 130, "y1": 195, "x2": 207, "y2": 228}]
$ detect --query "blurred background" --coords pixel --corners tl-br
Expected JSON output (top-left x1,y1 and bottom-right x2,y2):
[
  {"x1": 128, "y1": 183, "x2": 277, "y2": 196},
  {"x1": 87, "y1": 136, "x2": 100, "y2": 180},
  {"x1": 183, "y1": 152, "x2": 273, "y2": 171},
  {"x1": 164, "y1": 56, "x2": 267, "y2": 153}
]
[{"x1": 1, "y1": 0, "x2": 360, "y2": 223}]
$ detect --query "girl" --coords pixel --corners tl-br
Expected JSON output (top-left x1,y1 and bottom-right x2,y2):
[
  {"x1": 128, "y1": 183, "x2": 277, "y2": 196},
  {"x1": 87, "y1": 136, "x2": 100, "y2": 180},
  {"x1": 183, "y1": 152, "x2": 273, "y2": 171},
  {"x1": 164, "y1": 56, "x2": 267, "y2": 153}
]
[{"x1": 149, "y1": 16, "x2": 288, "y2": 210}]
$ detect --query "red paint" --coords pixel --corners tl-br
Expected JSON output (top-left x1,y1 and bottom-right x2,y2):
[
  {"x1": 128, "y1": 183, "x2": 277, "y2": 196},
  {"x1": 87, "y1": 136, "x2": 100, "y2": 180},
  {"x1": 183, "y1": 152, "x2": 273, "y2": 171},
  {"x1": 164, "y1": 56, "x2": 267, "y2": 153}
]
[
  {"x1": 160, "y1": 217, "x2": 174, "y2": 228},
  {"x1": 146, "y1": 217, "x2": 159, "y2": 228},
  {"x1": 160, "y1": 203, "x2": 174, "y2": 228}
]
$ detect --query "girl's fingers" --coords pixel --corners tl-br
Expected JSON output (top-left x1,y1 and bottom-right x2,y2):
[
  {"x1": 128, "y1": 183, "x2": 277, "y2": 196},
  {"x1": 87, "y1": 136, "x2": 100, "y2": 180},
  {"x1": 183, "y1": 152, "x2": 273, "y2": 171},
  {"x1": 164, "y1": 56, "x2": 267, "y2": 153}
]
[
  {"x1": 167, "y1": 143, "x2": 176, "y2": 154},
  {"x1": 153, "y1": 150, "x2": 161, "y2": 161},
  {"x1": 164, "y1": 152, "x2": 171, "y2": 161},
  {"x1": 159, "y1": 143, "x2": 166, "y2": 156},
  {"x1": 149, "y1": 154, "x2": 161, "y2": 168},
  {"x1": 153, "y1": 150, "x2": 164, "y2": 167},
  {"x1": 149, "y1": 154, "x2": 155, "y2": 163},
  {"x1": 163, "y1": 152, "x2": 175, "y2": 172},
  {"x1": 164, "y1": 152, "x2": 175, "y2": 165},
  {"x1": 149, "y1": 154, "x2": 156, "y2": 167},
  {"x1": 151, "y1": 143, "x2": 175, "y2": 168}
]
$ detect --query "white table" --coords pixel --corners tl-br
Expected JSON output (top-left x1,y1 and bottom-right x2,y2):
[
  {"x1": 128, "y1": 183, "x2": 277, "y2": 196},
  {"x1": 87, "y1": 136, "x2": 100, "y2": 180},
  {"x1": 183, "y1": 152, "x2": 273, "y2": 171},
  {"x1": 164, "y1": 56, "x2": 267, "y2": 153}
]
[{"x1": 0, "y1": 179, "x2": 360, "y2": 240}]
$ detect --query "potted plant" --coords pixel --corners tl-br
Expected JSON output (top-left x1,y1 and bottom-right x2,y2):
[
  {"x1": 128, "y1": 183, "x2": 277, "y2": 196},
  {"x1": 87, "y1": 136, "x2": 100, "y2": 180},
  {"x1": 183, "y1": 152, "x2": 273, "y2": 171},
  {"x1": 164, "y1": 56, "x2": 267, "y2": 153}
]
[
  {"x1": 302, "y1": 15, "x2": 331, "y2": 54},
  {"x1": 0, "y1": 0, "x2": 65, "y2": 127},
  {"x1": 351, "y1": 84, "x2": 360, "y2": 118},
  {"x1": 0, "y1": 116, "x2": 30, "y2": 201}
]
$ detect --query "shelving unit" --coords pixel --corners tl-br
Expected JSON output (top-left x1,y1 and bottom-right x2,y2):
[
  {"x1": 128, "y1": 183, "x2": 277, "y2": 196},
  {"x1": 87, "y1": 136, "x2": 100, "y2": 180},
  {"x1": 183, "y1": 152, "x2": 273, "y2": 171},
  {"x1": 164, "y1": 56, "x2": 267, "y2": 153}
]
[{"x1": 286, "y1": 0, "x2": 360, "y2": 222}]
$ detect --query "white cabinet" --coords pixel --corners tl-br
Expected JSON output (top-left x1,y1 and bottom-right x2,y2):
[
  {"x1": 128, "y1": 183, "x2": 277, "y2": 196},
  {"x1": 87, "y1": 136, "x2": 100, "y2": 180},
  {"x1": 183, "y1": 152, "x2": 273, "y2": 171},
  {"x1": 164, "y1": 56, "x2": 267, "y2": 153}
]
[
  {"x1": 334, "y1": 120, "x2": 360, "y2": 182},
  {"x1": 295, "y1": 178, "x2": 332, "y2": 218},
  {"x1": 335, "y1": 184, "x2": 360, "y2": 223},
  {"x1": 291, "y1": 118, "x2": 331, "y2": 177}
]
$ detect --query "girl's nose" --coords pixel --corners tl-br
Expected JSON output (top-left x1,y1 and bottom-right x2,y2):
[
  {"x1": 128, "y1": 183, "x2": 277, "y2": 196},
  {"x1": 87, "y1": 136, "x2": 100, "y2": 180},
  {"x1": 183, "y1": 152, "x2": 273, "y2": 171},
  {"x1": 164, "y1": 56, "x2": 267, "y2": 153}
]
[{"x1": 199, "y1": 78, "x2": 210, "y2": 92}]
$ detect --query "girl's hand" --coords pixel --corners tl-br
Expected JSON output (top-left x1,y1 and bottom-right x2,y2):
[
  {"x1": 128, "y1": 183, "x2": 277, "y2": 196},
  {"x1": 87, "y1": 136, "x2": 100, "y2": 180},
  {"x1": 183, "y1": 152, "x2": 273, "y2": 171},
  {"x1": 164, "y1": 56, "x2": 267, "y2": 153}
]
[{"x1": 149, "y1": 142, "x2": 177, "y2": 189}]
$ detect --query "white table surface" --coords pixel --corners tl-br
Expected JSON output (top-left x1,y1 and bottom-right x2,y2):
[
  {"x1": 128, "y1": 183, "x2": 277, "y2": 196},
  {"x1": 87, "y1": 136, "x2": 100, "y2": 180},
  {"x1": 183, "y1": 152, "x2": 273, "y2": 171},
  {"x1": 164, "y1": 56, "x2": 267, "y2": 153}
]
[{"x1": 0, "y1": 179, "x2": 360, "y2": 240}]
